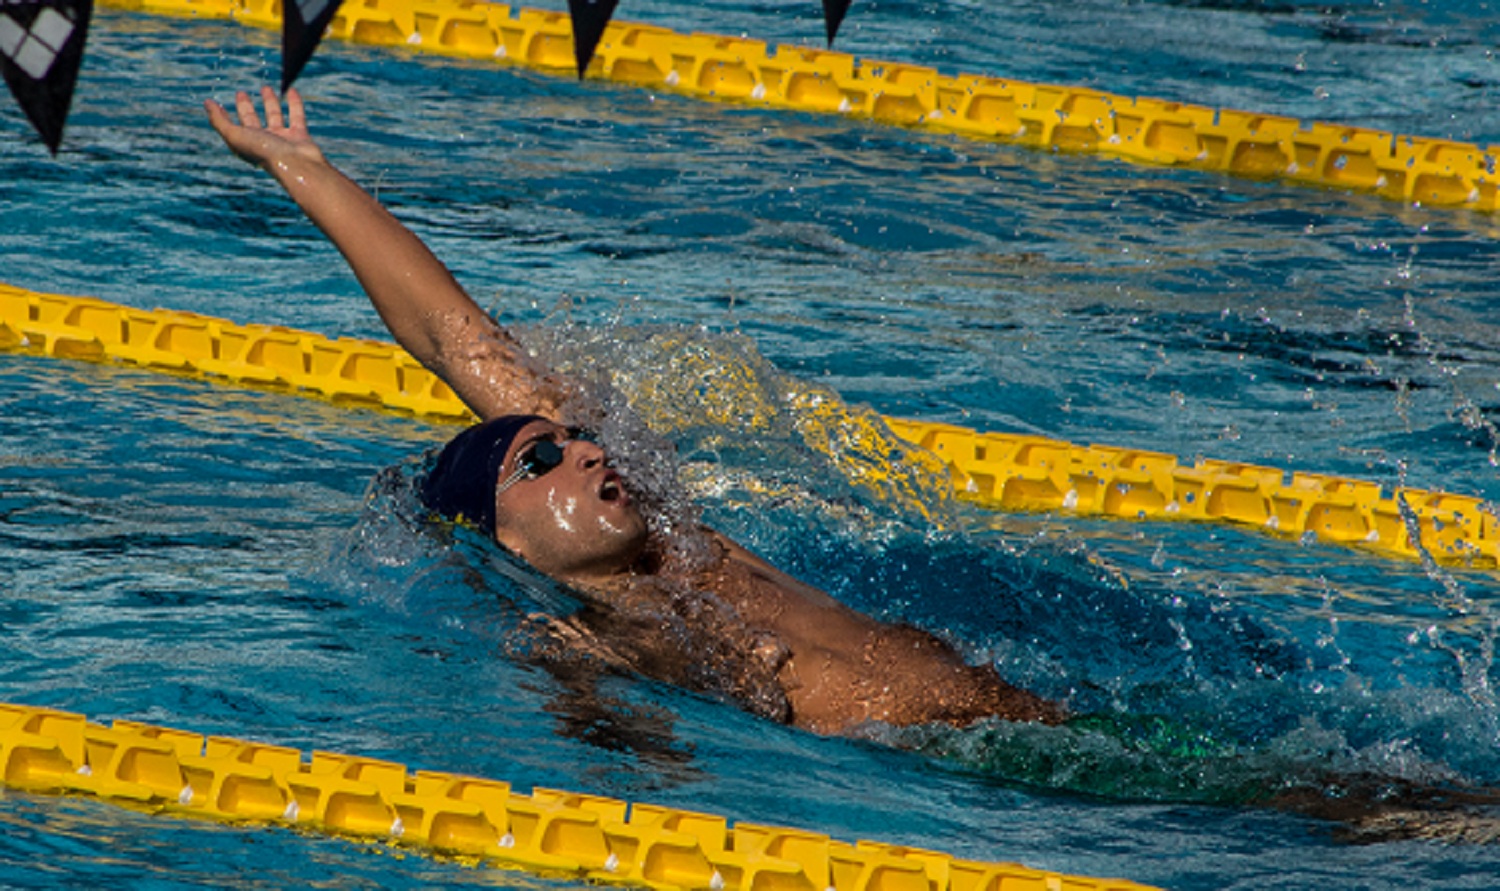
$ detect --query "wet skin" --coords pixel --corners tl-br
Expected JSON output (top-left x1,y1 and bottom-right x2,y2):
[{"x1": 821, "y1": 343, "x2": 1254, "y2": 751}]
[
  {"x1": 207, "y1": 86, "x2": 1500, "y2": 833},
  {"x1": 490, "y1": 420, "x2": 1065, "y2": 734},
  {"x1": 490, "y1": 420, "x2": 649, "y2": 584},
  {"x1": 206, "y1": 87, "x2": 1062, "y2": 735}
]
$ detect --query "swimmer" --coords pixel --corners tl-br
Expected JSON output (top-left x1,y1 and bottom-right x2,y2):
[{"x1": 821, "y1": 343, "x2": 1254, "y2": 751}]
[{"x1": 205, "y1": 86, "x2": 1063, "y2": 734}]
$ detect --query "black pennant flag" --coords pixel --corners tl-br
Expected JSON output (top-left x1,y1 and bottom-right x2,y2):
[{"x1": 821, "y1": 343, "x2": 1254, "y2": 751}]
[
  {"x1": 821, "y1": 0, "x2": 852, "y2": 45},
  {"x1": 0, "y1": 0, "x2": 91, "y2": 153},
  {"x1": 281, "y1": 0, "x2": 345, "y2": 92},
  {"x1": 567, "y1": 0, "x2": 618, "y2": 79}
]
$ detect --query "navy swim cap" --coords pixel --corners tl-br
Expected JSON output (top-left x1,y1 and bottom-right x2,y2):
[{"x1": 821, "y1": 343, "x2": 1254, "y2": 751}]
[{"x1": 421, "y1": 414, "x2": 546, "y2": 535}]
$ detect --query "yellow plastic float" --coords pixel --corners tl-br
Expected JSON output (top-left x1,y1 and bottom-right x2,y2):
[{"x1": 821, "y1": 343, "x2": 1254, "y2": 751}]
[
  {"x1": 101, "y1": 0, "x2": 1500, "y2": 211},
  {"x1": 0, "y1": 701, "x2": 1155, "y2": 890},
  {"x1": 3, "y1": 280, "x2": 1495, "y2": 569},
  {"x1": 9, "y1": 6, "x2": 1489, "y2": 886}
]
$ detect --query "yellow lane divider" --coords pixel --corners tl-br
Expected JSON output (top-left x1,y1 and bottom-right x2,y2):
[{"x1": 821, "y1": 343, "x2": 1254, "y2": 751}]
[
  {"x1": 886, "y1": 419, "x2": 1499, "y2": 570},
  {"x1": 4, "y1": 281, "x2": 1496, "y2": 568},
  {"x1": 0, "y1": 701, "x2": 1155, "y2": 890},
  {"x1": 0, "y1": 282, "x2": 470, "y2": 422},
  {"x1": 102, "y1": 0, "x2": 1500, "y2": 210},
  {"x1": 0, "y1": 702, "x2": 1152, "y2": 888}
]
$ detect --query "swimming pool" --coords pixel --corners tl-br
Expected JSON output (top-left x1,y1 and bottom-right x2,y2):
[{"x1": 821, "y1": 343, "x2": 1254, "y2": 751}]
[{"x1": 5, "y1": 0, "x2": 1500, "y2": 887}]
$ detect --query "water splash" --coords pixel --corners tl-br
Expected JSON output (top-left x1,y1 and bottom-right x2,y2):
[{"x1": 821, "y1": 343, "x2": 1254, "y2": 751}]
[
  {"x1": 321, "y1": 319, "x2": 1500, "y2": 815},
  {"x1": 1394, "y1": 487, "x2": 1500, "y2": 741},
  {"x1": 514, "y1": 322, "x2": 957, "y2": 547}
]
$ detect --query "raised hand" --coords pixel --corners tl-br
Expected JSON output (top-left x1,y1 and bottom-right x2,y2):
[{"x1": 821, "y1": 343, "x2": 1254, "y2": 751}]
[
  {"x1": 202, "y1": 80, "x2": 548, "y2": 422},
  {"x1": 204, "y1": 86, "x2": 326, "y2": 171}
]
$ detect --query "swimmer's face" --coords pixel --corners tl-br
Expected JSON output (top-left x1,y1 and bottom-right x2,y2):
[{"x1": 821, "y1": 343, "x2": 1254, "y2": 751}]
[{"x1": 490, "y1": 419, "x2": 649, "y2": 583}]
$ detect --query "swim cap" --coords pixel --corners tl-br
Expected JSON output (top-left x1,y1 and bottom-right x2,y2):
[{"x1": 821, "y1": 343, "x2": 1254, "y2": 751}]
[{"x1": 421, "y1": 414, "x2": 546, "y2": 536}]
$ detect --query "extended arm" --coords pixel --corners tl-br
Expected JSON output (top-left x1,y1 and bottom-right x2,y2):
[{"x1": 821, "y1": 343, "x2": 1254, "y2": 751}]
[{"x1": 205, "y1": 87, "x2": 568, "y2": 420}]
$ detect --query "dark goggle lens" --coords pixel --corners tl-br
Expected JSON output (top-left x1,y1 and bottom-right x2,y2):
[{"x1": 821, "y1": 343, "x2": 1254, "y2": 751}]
[
  {"x1": 518, "y1": 439, "x2": 566, "y2": 478},
  {"x1": 497, "y1": 430, "x2": 601, "y2": 497}
]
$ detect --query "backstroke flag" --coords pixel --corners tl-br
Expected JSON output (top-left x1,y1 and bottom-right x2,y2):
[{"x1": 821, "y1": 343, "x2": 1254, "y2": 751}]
[
  {"x1": 282, "y1": 0, "x2": 345, "y2": 91},
  {"x1": 567, "y1": 0, "x2": 619, "y2": 79},
  {"x1": 1, "y1": 0, "x2": 869, "y2": 151},
  {"x1": 822, "y1": 0, "x2": 852, "y2": 45},
  {"x1": 0, "y1": 0, "x2": 91, "y2": 153}
]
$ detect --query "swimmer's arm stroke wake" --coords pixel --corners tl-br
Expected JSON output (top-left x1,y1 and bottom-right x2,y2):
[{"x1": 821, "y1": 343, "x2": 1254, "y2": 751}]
[{"x1": 204, "y1": 87, "x2": 564, "y2": 422}]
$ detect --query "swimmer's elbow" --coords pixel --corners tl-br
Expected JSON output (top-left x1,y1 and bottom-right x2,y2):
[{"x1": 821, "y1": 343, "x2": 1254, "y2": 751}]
[{"x1": 963, "y1": 666, "x2": 1067, "y2": 727}]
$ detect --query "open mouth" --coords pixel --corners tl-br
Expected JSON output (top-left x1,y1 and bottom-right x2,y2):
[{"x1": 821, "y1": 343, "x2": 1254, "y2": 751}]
[{"x1": 600, "y1": 471, "x2": 627, "y2": 504}]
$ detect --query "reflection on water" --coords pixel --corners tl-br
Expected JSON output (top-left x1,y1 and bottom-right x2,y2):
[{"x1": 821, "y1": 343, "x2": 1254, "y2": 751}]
[
  {"x1": 8, "y1": 1, "x2": 1500, "y2": 887},
  {"x1": 319, "y1": 322, "x2": 1500, "y2": 824}
]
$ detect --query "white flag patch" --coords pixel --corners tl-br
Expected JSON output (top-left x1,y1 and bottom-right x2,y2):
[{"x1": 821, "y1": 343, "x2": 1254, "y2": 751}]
[
  {"x1": 0, "y1": 7, "x2": 74, "y2": 80},
  {"x1": 295, "y1": 0, "x2": 329, "y2": 23}
]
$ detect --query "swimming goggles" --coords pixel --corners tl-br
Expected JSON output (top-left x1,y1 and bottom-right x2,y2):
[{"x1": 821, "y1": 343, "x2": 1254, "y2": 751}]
[{"x1": 494, "y1": 428, "x2": 597, "y2": 497}]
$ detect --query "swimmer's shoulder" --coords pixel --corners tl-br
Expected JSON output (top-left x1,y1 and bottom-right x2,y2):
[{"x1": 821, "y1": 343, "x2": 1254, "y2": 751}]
[{"x1": 706, "y1": 532, "x2": 850, "y2": 612}]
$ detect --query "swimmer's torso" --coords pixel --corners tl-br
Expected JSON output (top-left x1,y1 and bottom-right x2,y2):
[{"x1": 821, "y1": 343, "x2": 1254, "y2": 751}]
[{"x1": 570, "y1": 533, "x2": 1063, "y2": 734}]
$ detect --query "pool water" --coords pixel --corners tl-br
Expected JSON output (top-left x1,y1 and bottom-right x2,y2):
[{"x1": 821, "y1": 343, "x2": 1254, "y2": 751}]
[{"x1": 5, "y1": 1, "x2": 1500, "y2": 887}]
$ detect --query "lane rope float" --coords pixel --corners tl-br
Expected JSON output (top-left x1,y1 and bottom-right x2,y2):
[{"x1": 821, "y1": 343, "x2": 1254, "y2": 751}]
[
  {"x1": 6, "y1": 10, "x2": 1479, "y2": 886},
  {"x1": 102, "y1": 0, "x2": 1500, "y2": 211},
  {"x1": 0, "y1": 701, "x2": 1157, "y2": 890},
  {"x1": 3, "y1": 280, "x2": 1496, "y2": 569}
]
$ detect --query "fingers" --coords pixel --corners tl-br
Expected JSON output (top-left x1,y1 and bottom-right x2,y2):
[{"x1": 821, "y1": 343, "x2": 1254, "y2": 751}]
[
  {"x1": 203, "y1": 98, "x2": 234, "y2": 147},
  {"x1": 286, "y1": 87, "x2": 307, "y2": 134},
  {"x1": 232, "y1": 89, "x2": 263, "y2": 130},
  {"x1": 214, "y1": 86, "x2": 303, "y2": 133},
  {"x1": 206, "y1": 86, "x2": 321, "y2": 169},
  {"x1": 261, "y1": 85, "x2": 284, "y2": 130},
  {"x1": 204, "y1": 98, "x2": 250, "y2": 147}
]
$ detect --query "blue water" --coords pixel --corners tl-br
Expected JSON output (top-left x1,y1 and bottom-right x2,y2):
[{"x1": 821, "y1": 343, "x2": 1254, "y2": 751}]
[{"x1": 5, "y1": 1, "x2": 1500, "y2": 887}]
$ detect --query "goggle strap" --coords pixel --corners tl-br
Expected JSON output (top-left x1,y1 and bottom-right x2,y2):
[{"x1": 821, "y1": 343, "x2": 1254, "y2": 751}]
[{"x1": 494, "y1": 438, "x2": 567, "y2": 497}]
